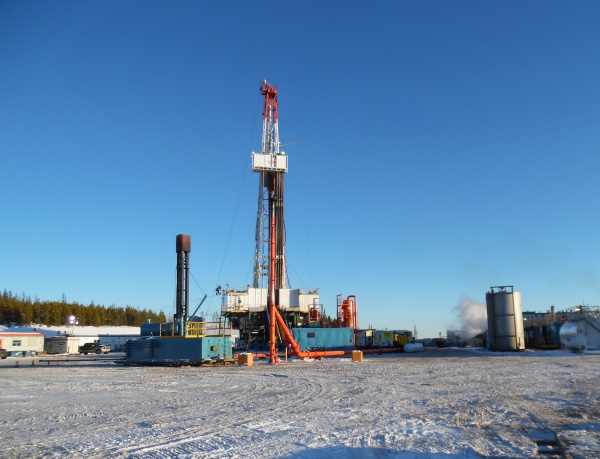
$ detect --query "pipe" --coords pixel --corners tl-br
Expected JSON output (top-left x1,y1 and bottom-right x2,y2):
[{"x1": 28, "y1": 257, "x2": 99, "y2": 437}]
[
  {"x1": 268, "y1": 187, "x2": 277, "y2": 363},
  {"x1": 272, "y1": 306, "x2": 366, "y2": 359},
  {"x1": 189, "y1": 294, "x2": 207, "y2": 319},
  {"x1": 266, "y1": 179, "x2": 358, "y2": 361},
  {"x1": 235, "y1": 346, "x2": 403, "y2": 360},
  {"x1": 236, "y1": 345, "x2": 405, "y2": 362},
  {"x1": 273, "y1": 306, "x2": 303, "y2": 356}
]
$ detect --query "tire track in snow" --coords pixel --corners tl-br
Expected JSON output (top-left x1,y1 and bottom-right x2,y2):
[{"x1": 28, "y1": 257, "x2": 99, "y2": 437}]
[
  {"x1": 3, "y1": 353, "x2": 597, "y2": 458},
  {"x1": 112, "y1": 370, "x2": 326, "y2": 457}
]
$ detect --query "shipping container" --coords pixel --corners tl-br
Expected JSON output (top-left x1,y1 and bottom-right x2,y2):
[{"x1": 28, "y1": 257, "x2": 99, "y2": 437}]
[
  {"x1": 292, "y1": 328, "x2": 354, "y2": 351},
  {"x1": 356, "y1": 330, "x2": 411, "y2": 349},
  {"x1": 44, "y1": 336, "x2": 80, "y2": 354}
]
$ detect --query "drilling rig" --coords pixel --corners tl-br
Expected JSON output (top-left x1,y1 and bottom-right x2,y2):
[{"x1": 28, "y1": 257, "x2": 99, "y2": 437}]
[
  {"x1": 222, "y1": 82, "x2": 320, "y2": 348},
  {"x1": 252, "y1": 81, "x2": 287, "y2": 362},
  {"x1": 222, "y1": 81, "x2": 359, "y2": 362},
  {"x1": 125, "y1": 83, "x2": 361, "y2": 366},
  {"x1": 252, "y1": 81, "x2": 287, "y2": 291}
]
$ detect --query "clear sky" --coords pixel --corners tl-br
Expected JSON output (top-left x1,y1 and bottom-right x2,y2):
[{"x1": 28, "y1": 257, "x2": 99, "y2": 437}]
[{"x1": 2, "y1": 1, "x2": 599, "y2": 338}]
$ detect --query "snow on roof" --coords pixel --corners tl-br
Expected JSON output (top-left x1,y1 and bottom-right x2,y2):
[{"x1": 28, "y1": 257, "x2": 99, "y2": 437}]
[{"x1": 0, "y1": 324, "x2": 140, "y2": 337}]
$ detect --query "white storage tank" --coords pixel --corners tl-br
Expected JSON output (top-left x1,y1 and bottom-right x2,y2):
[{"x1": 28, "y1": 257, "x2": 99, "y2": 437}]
[
  {"x1": 559, "y1": 321, "x2": 587, "y2": 351},
  {"x1": 404, "y1": 343, "x2": 424, "y2": 353},
  {"x1": 486, "y1": 286, "x2": 525, "y2": 351},
  {"x1": 559, "y1": 306, "x2": 600, "y2": 351}
]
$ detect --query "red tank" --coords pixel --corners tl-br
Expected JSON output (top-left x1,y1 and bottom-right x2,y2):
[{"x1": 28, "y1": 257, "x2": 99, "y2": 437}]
[
  {"x1": 309, "y1": 307, "x2": 320, "y2": 322},
  {"x1": 341, "y1": 299, "x2": 354, "y2": 328}
]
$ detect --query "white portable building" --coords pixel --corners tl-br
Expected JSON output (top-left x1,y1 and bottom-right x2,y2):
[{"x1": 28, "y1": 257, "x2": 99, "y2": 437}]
[{"x1": 0, "y1": 332, "x2": 45, "y2": 354}]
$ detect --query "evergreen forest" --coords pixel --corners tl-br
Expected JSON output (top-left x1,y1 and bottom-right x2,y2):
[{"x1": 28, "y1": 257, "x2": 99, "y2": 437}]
[{"x1": 0, "y1": 290, "x2": 167, "y2": 327}]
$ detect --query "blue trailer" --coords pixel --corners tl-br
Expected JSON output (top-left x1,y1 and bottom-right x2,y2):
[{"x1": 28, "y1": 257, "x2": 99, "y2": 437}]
[
  {"x1": 292, "y1": 327, "x2": 354, "y2": 351},
  {"x1": 124, "y1": 336, "x2": 232, "y2": 366}
]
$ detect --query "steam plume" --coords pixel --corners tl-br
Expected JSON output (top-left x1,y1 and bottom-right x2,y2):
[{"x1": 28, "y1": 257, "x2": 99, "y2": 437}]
[{"x1": 454, "y1": 297, "x2": 487, "y2": 339}]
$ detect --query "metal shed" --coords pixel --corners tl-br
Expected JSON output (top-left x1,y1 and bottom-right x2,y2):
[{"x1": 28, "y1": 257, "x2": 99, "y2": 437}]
[{"x1": 44, "y1": 335, "x2": 80, "y2": 354}]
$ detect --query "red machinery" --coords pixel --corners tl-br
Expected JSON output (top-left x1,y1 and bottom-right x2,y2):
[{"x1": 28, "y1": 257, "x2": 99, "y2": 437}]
[
  {"x1": 338, "y1": 294, "x2": 358, "y2": 329},
  {"x1": 309, "y1": 307, "x2": 320, "y2": 323}
]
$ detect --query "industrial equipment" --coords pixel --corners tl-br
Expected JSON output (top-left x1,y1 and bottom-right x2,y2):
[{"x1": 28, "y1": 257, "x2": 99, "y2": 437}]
[
  {"x1": 337, "y1": 294, "x2": 358, "y2": 329},
  {"x1": 252, "y1": 80, "x2": 288, "y2": 291},
  {"x1": 559, "y1": 305, "x2": 600, "y2": 351},
  {"x1": 292, "y1": 328, "x2": 354, "y2": 351},
  {"x1": 248, "y1": 82, "x2": 358, "y2": 362},
  {"x1": 485, "y1": 286, "x2": 525, "y2": 351},
  {"x1": 221, "y1": 81, "x2": 359, "y2": 359},
  {"x1": 124, "y1": 235, "x2": 233, "y2": 365},
  {"x1": 355, "y1": 329, "x2": 412, "y2": 350},
  {"x1": 523, "y1": 306, "x2": 566, "y2": 349}
]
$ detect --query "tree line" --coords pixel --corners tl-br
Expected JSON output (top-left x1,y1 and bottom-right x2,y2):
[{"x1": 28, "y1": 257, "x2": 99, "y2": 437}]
[{"x1": 0, "y1": 290, "x2": 167, "y2": 327}]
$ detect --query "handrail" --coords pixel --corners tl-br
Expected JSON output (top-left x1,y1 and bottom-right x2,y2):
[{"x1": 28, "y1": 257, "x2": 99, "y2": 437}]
[{"x1": 159, "y1": 321, "x2": 233, "y2": 338}]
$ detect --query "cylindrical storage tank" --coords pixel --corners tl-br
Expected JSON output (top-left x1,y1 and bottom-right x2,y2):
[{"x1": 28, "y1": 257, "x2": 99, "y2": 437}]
[
  {"x1": 486, "y1": 286, "x2": 525, "y2": 351},
  {"x1": 309, "y1": 307, "x2": 320, "y2": 322},
  {"x1": 533, "y1": 325, "x2": 543, "y2": 347},
  {"x1": 176, "y1": 234, "x2": 191, "y2": 253},
  {"x1": 559, "y1": 321, "x2": 587, "y2": 351},
  {"x1": 404, "y1": 343, "x2": 424, "y2": 353},
  {"x1": 341, "y1": 300, "x2": 354, "y2": 328}
]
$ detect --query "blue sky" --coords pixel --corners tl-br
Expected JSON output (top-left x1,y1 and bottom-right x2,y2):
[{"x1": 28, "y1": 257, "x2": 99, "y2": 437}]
[{"x1": 1, "y1": 1, "x2": 599, "y2": 338}]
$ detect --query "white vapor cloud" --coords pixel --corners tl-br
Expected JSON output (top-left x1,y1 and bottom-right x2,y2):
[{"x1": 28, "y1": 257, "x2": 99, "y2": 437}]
[{"x1": 454, "y1": 296, "x2": 487, "y2": 339}]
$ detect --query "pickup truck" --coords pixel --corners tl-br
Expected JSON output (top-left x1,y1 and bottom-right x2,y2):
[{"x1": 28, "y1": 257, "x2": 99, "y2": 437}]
[{"x1": 78, "y1": 341, "x2": 111, "y2": 355}]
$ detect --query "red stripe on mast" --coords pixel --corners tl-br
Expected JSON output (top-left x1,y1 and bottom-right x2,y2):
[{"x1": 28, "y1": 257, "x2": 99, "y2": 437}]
[{"x1": 261, "y1": 80, "x2": 278, "y2": 122}]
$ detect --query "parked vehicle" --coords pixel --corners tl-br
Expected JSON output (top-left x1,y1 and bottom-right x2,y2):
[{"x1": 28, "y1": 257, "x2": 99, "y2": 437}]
[
  {"x1": 0, "y1": 348, "x2": 8, "y2": 359},
  {"x1": 78, "y1": 341, "x2": 111, "y2": 355}
]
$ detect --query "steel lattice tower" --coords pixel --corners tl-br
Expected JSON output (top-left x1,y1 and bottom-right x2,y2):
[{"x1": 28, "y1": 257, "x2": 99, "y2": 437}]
[{"x1": 252, "y1": 80, "x2": 288, "y2": 290}]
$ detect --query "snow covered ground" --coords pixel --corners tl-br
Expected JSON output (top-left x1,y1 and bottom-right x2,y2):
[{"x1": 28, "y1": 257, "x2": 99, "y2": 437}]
[{"x1": 0, "y1": 348, "x2": 598, "y2": 459}]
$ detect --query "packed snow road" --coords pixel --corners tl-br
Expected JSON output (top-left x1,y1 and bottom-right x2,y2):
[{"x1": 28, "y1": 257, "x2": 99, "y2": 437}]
[{"x1": 0, "y1": 349, "x2": 598, "y2": 459}]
